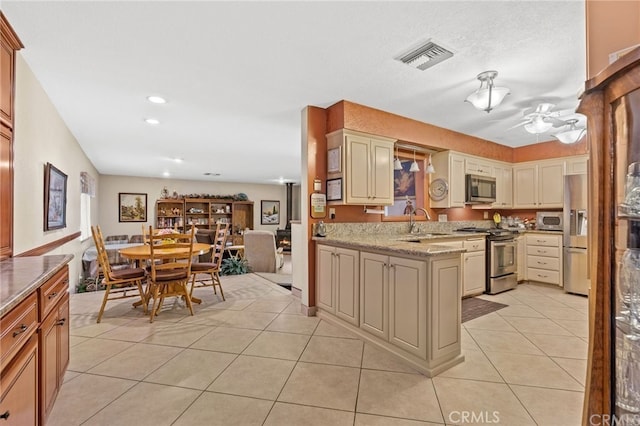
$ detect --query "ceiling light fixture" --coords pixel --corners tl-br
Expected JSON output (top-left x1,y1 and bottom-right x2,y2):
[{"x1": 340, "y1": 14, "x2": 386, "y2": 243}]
[
  {"x1": 145, "y1": 118, "x2": 160, "y2": 125},
  {"x1": 162, "y1": 171, "x2": 170, "y2": 177},
  {"x1": 553, "y1": 119, "x2": 586, "y2": 144},
  {"x1": 425, "y1": 154, "x2": 435, "y2": 174},
  {"x1": 394, "y1": 144, "x2": 402, "y2": 170},
  {"x1": 147, "y1": 96, "x2": 166, "y2": 104},
  {"x1": 524, "y1": 116, "x2": 553, "y2": 134},
  {"x1": 410, "y1": 150, "x2": 420, "y2": 172},
  {"x1": 465, "y1": 70, "x2": 510, "y2": 113}
]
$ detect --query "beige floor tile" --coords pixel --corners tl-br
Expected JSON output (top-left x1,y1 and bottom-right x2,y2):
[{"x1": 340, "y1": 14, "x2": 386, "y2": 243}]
[
  {"x1": 67, "y1": 338, "x2": 134, "y2": 372},
  {"x1": 242, "y1": 330, "x2": 310, "y2": 360},
  {"x1": 142, "y1": 322, "x2": 212, "y2": 347},
  {"x1": 532, "y1": 306, "x2": 587, "y2": 321},
  {"x1": 265, "y1": 402, "x2": 355, "y2": 426},
  {"x1": 266, "y1": 313, "x2": 320, "y2": 334},
  {"x1": 173, "y1": 391, "x2": 273, "y2": 426},
  {"x1": 223, "y1": 310, "x2": 279, "y2": 330},
  {"x1": 282, "y1": 300, "x2": 304, "y2": 315},
  {"x1": 69, "y1": 335, "x2": 90, "y2": 347},
  {"x1": 354, "y1": 413, "x2": 441, "y2": 425},
  {"x1": 553, "y1": 318, "x2": 589, "y2": 338},
  {"x1": 460, "y1": 328, "x2": 480, "y2": 351},
  {"x1": 63, "y1": 369, "x2": 81, "y2": 383},
  {"x1": 98, "y1": 318, "x2": 170, "y2": 342},
  {"x1": 144, "y1": 348, "x2": 236, "y2": 389},
  {"x1": 432, "y1": 377, "x2": 535, "y2": 425},
  {"x1": 494, "y1": 304, "x2": 544, "y2": 318},
  {"x1": 70, "y1": 316, "x2": 133, "y2": 337},
  {"x1": 504, "y1": 316, "x2": 573, "y2": 336},
  {"x1": 190, "y1": 325, "x2": 260, "y2": 353},
  {"x1": 485, "y1": 351, "x2": 583, "y2": 390},
  {"x1": 516, "y1": 295, "x2": 568, "y2": 310},
  {"x1": 279, "y1": 362, "x2": 360, "y2": 411},
  {"x1": 83, "y1": 382, "x2": 200, "y2": 426},
  {"x1": 477, "y1": 292, "x2": 524, "y2": 305},
  {"x1": 300, "y1": 335, "x2": 363, "y2": 367},
  {"x1": 46, "y1": 374, "x2": 137, "y2": 426},
  {"x1": 361, "y1": 344, "x2": 420, "y2": 374},
  {"x1": 438, "y1": 348, "x2": 504, "y2": 383},
  {"x1": 179, "y1": 307, "x2": 235, "y2": 325},
  {"x1": 200, "y1": 298, "x2": 255, "y2": 311},
  {"x1": 552, "y1": 357, "x2": 587, "y2": 386},
  {"x1": 87, "y1": 342, "x2": 182, "y2": 380},
  {"x1": 463, "y1": 312, "x2": 517, "y2": 332},
  {"x1": 314, "y1": 319, "x2": 359, "y2": 339},
  {"x1": 208, "y1": 355, "x2": 295, "y2": 400},
  {"x1": 466, "y1": 329, "x2": 544, "y2": 355},
  {"x1": 524, "y1": 333, "x2": 588, "y2": 359},
  {"x1": 357, "y1": 369, "x2": 443, "y2": 423},
  {"x1": 511, "y1": 385, "x2": 583, "y2": 426},
  {"x1": 244, "y1": 299, "x2": 291, "y2": 313}
]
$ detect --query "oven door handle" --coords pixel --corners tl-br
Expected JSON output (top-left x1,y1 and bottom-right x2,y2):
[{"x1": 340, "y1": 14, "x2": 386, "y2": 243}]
[{"x1": 492, "y1": 242, "x2": 515, "y2": 247}]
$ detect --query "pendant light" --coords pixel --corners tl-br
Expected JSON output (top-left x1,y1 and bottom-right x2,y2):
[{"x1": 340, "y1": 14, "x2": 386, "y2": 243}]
[
  {"x1": 425, "y1": 154, "x2": 435, "y2": 174},
  {"x1": 409, "y1": 150, "x2": 420, "y2": 172},
  {"x1": 465, "y1": 70, "x2": 510, "y2": 113},
  {"x1": 553, "y1": 119, "x2": 586, "y2": 144},
  {"x1": 393, "y1": 144, "x2": 402, "y2": 170}
]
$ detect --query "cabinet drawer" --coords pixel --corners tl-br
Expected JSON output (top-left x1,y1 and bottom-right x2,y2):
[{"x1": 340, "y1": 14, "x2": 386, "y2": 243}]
[
  {"x1": 527, "y1": 267, "x2": 560, "y2": 284},
  {"x1": 39, "y1": 266, "x2": 68, "y2": 321},
  {"x1": 526, "y1": 245, "x2": 560, "y2": 257},
  {"x1": 0, "y1": 335, "x2": 38, "y2": 426},
  {"x1": 0, "y1": 292, "x2": 38, "y2": 371},
  {"x1": 526, "y1": 234, "x2": 561, "y2": 247},
  {"x1": 527, "y1": 255, "x2": 560, "y2": 271},
  {"x1": 463, "y1": 239, "x2": 485, "y2": 252}
]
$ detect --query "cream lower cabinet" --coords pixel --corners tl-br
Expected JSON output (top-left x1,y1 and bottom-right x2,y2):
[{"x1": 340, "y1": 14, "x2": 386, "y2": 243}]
[
  {"x1": 463, "y1": 239, "x2": 486, "y2": 296},
  {"x1": 526, "y1": 234, "x2": 563, "y2": 286},
  {"x1": 517, "y1": 235, "x2": 525, "y2": 281},
  {"x1": 429, "y1": 255, "x2": 462, "y2": 362},
  {"x1": 316, "y1": 244, "x2": 359, "y2": 325}
]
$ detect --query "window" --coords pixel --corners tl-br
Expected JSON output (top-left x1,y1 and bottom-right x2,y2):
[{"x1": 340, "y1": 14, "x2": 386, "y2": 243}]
[{"x1": 80, "y1": 193, "x2": 91, "y2": 241}]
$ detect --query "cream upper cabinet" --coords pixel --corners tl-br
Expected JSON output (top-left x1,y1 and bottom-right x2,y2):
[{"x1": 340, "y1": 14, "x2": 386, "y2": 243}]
[
  {"x1": 565, "y1": 155, "x2": 588, "y2": 175},
  {"x1": 513, "y1": 159, "x2": 565, "y2": 208},
  {"x1": 430, "y1": 151, "x2": 466, "y2": 208},
  {"x1": 326, "y1": 129, "x2": 395, "y2": 205},
  {"x1": 465, "y1": 157, "x2": 493, "y2": 177},
  {"x1": 492, "y1": 163, "x2": 513, "y2": 209}
]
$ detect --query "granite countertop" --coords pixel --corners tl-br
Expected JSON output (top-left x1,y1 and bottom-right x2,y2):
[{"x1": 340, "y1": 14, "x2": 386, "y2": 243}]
[{"x1": 0, "y1": 254, "x2": 74, "y2": 317}]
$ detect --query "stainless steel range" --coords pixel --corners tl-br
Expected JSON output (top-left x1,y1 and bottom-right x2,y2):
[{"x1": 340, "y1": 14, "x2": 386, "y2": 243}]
[{"x1": 456, "y1": 227, "x2": 519, "y2": 294}]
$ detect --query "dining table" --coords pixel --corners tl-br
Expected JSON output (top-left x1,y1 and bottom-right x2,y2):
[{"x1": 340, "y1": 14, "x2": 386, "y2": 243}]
[{"x1": 119, "y1": 242, "x2": 213, "y2": 305}]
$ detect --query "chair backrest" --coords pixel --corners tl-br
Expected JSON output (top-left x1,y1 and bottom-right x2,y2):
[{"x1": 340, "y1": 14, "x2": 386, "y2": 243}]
[
  {"x1": 129, "y1": 234, "x2": 144, "y2": 244},
  {"x1": 148, "y1": 226, "x2": 195, "y2": 281},
  {"x1": 91, "y1": 225, "x2": 114, "y2": 280},
  {"x1": 243, "y1": 230, "x2": 278, "y2": 273},
  {"x1": 211, "y1": 223, "x2": 230, "y2": 269}
]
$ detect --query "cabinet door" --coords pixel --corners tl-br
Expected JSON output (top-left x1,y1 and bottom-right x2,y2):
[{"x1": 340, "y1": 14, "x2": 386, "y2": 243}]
[
  {"x1": 369, "y1": 139, "x2": 394, "y2": 204},
  {"x1": 39, "y1": 309, "x2": 59, "y2": 422},
  {"x1": 58, "y1": 294, "x2": 70, "y2": 379},
  {"x1": 0, "y1": 124, "x2": 12, "y2": 259},
  {"x1": 465, "y1": 158, "x2": 492, "y2": 177},
  {"x1": 565, "y1": 156, "x2": 588, "y2": 175},
  {"x1": 359, "y1": 252, "x2": 388, "y2": 340},
  {"x1": 316, "y1": 245, "x2": 335, "y2": 313},
  {"x1": 335, "y1": 248, "x2": 360, "y2": 326},
  {"x1": 450, "y1": 154, "x2": 466, "y2": 207},
  {"x1": 493, "y1": 165, "x2": 513, "y2": 208},
  {"x1": 0, "y1": 41, "x2": 14, "y2": 124},
  {"x1": 388, "y1": 256, "x2": 427, "y2": 358},
  {"x1": 463, "y1": 251, "x2": 486, "y2": 296},
  {"x1": 0, "y1": 336, "x2": 38, "y2": 426},
  {"x1": 517, "y1": 236, "x2": 525, "y2": 281},
  {"x1": 429, "y1": 255, "x2": 461, "y2": 362},
  {"x1": 513, "y1": 164, "x2": 538, "y2": 208},
  {"x1": 345, "y1": 134, "x2": 371, "y2": 203},
  {"x1": 538, "y1": 161, "x2": 565, "y2": 207}
]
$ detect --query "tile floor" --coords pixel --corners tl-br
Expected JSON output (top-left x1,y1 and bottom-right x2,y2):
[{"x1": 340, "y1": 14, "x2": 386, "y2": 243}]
[{"x1": 51, "y1": 275, "x2": 588, "y2": 426}]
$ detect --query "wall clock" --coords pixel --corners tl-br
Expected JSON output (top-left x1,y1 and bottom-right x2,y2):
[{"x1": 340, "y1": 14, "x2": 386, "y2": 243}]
[{"x1": 429, "y1": 178, "x2": 449, "y2": 201}]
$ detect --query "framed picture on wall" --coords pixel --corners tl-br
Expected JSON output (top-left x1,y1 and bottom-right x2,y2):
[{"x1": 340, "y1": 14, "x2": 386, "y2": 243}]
[
  {"x1": 261, "y1": 200, "x2": 280, "y2": 225},
  {"x1": 44, "y1": 162, "x2": 68, "y2": 231},
  {"x1": 119, "y1": 193, "x2": 147, "y2": 222}
]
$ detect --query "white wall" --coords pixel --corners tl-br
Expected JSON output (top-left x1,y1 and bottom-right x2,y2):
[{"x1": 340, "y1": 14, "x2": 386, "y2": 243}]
[
  {"x1": 13, "y1": 54, "x2": 100, "y2": 289},
  {"x1": 97, "y1": 175, "x2": 290, "y2": 237}
]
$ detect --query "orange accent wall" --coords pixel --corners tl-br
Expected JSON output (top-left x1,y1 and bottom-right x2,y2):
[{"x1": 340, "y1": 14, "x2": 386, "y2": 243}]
[
  {"x1": 513, "y1": 138, "x2": 588, "y2": 163},
  {"x1": 586, "y1": 0, "x2": 640, "y2": 79}
]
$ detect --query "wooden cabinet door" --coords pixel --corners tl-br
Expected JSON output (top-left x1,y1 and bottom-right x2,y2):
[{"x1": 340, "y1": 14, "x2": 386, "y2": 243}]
[
  {"x1": 0, "y1": 41, "x2": 13, "y2": 124},
  {"x1": 335, "y1": 248, "x2": 359, "y2": 326},
  {"x1": 538, "y1": 161, "x2": 565, "y2": 207},
  {"x1": 0, "y1": 336, "x2": 38, "y2": 426},
  {"x1": 388, "y1": 256, "x2": 427, "y2": 358},
  {"x1": 359, "y1": 252, "x2": 388, "y2": 340},
  {"x1": 369, "y1": 139, "x2": 394, "y2": 204},
  {"x1": 429, "y1": 255, "x2": 461, "y2": 362},
  {"x1": 0, "y1": 124, "x2": 12, "y2": 259},
  {"x1": 316, "y1": 245, "x2": 335, "y2": 313},
  {"x1": 513, "y1": 164, "x2": 538, "y2": 208},
  {"x1": 345, "y1": 133, "x2": 371, "y2": 203},
  {"x1": 450, "y1": 154, "x2": 466, "y2": 207},
  {"x1": 57, "y1": 294, "x2": 70, "y2": 378},
  {"x1": 463, "y1": 251, "x2": 486, "y2": 296},
  {"x1": 39, "y1": 309, "x2": 58, "y2": 423}
]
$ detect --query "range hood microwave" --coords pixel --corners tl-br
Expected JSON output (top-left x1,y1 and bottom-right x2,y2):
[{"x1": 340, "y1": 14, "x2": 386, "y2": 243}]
[{"x1": 465, "y1": 174, "x2": 496, "y2": 204}]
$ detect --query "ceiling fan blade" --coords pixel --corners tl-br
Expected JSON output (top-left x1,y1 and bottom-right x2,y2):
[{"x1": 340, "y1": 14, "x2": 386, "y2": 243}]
[
  {"x1": 507, "y1": 121, "x2": 529, "y2": 130},
  {"x1": 548, "y1": 117, "x2": 568, "y2": 127}
]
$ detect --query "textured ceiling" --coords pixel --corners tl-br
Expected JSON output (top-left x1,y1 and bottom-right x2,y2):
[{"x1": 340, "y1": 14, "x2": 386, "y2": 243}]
[{"x1": 3, "y1": 1, "x2": 586, "y2": 184}]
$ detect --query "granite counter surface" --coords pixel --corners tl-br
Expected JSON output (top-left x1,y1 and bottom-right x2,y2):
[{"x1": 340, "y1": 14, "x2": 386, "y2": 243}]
[{"x1": 0, "y1": 254, "x2": 74, "y2": 317}]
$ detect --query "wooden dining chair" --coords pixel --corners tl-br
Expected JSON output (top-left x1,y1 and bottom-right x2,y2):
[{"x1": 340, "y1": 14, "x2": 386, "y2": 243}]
[
  {"x1": 147, "y1": 226, "x2": 196, "y2": 322},
  {"x1": 91, "y1": 226, "x2": 147, "y2": 323},
  {"x1": 190, "y1": 223, "x2": 229, "y2": 302}
]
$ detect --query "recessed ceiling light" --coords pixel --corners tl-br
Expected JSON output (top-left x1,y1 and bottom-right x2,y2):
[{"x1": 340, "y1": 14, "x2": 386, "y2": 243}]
[
  {"x1": 173, "y1": 157, "x2": 183, "y2": 163},
  {"x1": 203, "y1": 172, "x2": 221, "y2": 176},
  {"x1": 145, "y1": 118, "x2": 160, "y2": 125},
  {"x1": 147, "y1": 96, "x2": 166, "y2": 104},
  {"x1": 278, "y1": 177, "x2": 285, "y2": 184},
  {"x1": 162, "y1": 171, "x2": 170, "y2": 177}
]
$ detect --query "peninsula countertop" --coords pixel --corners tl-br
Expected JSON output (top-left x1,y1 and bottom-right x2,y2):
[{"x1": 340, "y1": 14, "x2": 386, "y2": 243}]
[{"x1": 0, "y1": 254, "x2": 74, "y2": 317}]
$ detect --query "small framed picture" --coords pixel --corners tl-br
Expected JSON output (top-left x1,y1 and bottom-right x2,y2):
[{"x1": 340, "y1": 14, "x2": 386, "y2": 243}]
[
  {"x1": 327, "y1": 178, "x2": 342, "y2": 201},
  {"x1": 328, "y1": 147, "x2": 341, "y2": 173},
  {"x1": 119, "y1": 193, "x2": 147, "y2": 222},
  {"x1": 261, "y1": 200, "x2": 280, "y2": 225},
  {"x1": 44, "y1": 163, "x2": 68, "y2": 231}
]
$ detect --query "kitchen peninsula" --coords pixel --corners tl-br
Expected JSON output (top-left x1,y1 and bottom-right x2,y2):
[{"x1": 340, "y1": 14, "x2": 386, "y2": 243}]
[{"x1": 314, "y1": 225, "x2": 481, "y2": 376}]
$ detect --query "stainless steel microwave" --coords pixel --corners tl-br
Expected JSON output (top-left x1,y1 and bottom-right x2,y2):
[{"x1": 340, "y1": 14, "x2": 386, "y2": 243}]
[
  {"x1": 465, "y1": 174, "x2": 496, "y2": 204},
  {"x1": 536, "y1": 211, "x2": 563, "y2": 231}
]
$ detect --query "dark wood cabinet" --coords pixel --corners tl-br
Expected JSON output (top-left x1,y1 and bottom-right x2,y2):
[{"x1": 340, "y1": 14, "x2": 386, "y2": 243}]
[{"x1": 0, "y1": 336, "x2": 39, "y2": 426}]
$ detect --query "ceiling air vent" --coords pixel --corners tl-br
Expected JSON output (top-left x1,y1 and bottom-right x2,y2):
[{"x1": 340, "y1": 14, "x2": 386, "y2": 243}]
[{"x1": 396, "y1": 40, "x2": 454, "y2": 71}]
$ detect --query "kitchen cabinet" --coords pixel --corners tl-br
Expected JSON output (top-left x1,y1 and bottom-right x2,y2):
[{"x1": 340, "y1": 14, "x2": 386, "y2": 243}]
[
  {"x1": 359, "y1": 252, "x2": 388, "y2": 339},
  {"x1": 465, "y1": 157, "x2": 493, "y2": 177},
  {"x1": 565, "y1": 155, "x2": 588, "y2": 175},
  {"x1": 0, "y1": 336, "x2": 38, "y2": 426},
  {"x1": 492, "y1": 163, "x2": 513, "y2": 208},
  {"x1": 516, "y1": 235, "x2": 525, "y2": 281},
  {"x1": 156, "y1": 199, "x2": 184, "y2": 229},
  {"x1": 326, "y1": 129, "x2": 396, "y2": 205},
  {"x1": 463, "y1": 239, "x2": 486, "y2": 296},
  {"x1": 316, "y1": 244, "x2": 359, "y2": 325},
  {"x1": 430, "y1": 151, "x2": 466, "y2": 208},
  {"x1": 513, "y1": 159, "x2": 565, "y2": 208},
  {"x1": 525, "y1": 233, "x2": 563, "y2": 286}
]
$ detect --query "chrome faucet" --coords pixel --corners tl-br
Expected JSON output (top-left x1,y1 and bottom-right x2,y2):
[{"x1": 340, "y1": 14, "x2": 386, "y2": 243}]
[{"x1": 409, "y1": 207, "x2": 431, "y2": 234}]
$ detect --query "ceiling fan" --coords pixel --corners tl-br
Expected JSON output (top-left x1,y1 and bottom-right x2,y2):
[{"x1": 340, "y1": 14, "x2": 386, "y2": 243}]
[{"x1": 510, "y1": 102, "x2": 575, "y2": 134}]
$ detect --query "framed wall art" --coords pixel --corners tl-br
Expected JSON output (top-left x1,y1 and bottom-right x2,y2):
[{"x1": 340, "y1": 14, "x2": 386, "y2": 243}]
[
  {"x1": 261, "y1": 200, "x2": 280, "y2": 225},
  {"x1": 119, "y1": 192, "x2": 147, "y2": 222},
  {"x1": 44, "y1": 162, "x2": 68, "y2": 231}
]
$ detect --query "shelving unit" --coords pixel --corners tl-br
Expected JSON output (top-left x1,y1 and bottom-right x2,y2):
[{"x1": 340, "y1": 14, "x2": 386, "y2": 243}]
[
  {"x1": 156, "y1": 199, "x2": 184, "y2": 229},
  {"x1": 185, "y1": 198, "x2": 213, "y2": 228}
]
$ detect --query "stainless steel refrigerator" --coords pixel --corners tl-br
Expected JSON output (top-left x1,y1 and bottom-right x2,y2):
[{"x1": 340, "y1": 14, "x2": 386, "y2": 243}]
[{"x1": 563, "y1": 174, "x2": 590, "y2": 295}]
